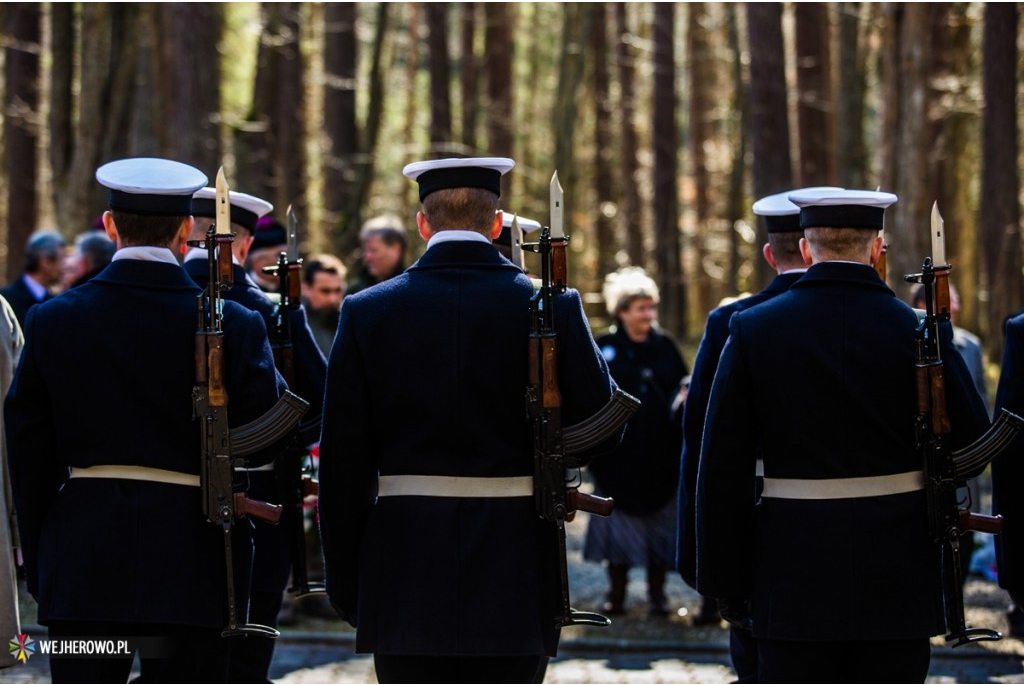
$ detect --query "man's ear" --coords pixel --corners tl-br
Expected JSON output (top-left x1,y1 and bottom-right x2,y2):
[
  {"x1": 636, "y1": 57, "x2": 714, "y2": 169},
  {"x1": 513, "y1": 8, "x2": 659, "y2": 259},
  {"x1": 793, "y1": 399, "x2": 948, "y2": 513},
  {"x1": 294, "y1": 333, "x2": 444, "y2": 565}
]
[
  {"x1": 103, "y1": 211, "x2": 120, "y2": 245},
  {"x1": 175, "y1": 216, "x2": 194, "y2": 251},
  {"x1": 762, "y1": 243, "x2": 778, "y2": 271},
  {"x1": 490, "y1": 210, "x2": 504, "y2": 240},
  {"x1": 869, "y1": 235, "x2": 884, "y2": 267},
  {"x1": 416, "y1": 211, "x2": 433, "y2": 241},
  {"x1": 799, "y1": 237, "x2": 814, "y2": 266}
]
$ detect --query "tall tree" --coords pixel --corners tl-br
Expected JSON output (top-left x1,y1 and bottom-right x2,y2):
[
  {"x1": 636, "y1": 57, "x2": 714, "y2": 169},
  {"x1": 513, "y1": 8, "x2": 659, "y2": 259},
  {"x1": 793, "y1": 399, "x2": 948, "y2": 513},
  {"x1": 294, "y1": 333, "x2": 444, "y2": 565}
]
[
  {"x1": 4, "y1": 3, "x2": 41, "y2": 280},
  {"x1": 615, "y1": 3, "x2": 643, "y2": 267},
  {"x1": 591, "y1": 3, "x2": 616, "y2": 279},
  {"x1": 459, "y1": 3, "x2": 479, "y2": 152},
  {"x1": 336, "y1": 3, "x2": 390, "y2": 260},
  {"x1": 652, "y1": 3, "x2": 684, "y2": 339},
  {"x1": 688, "y1": 3, "x2": 714, "y2": 320},
  {"x1": 48, "y1": 3, "x2": 75, "y2": 234},
  {"x1": 323, "y1": 3, "x2": 358, "y2": 239},
  {"x1": 426, "y1": 3, "x2": 452, "y2": 153},
  {"x1": 746, "y1": 3, "x2": 792, "y2": 289},
  {"x1": 836, "y1": 2, "x2": 867, "y2": 189},
  {"x1": 794, "y1": 2, "x2": 833, "y2": 185},
  {"x1": 237, "y1": 3, "x2": 307, "y2": 219},
  {"x1": 929, "y1": 3, "x2": 979, "y2": 332},
  {"x1": 878, "y1": 4, "x2": 933, "y2": 288},
  {"x1": 152, "y1": 4, "x2": 222, "y2": 172},
  {"x1": 485, "y1": 3, "x2": 513, "y2": 199},
  {"x1": 981, "y1": 2, "x2": 1021, "y2": 350},
  {"x1": 552, "y1": 3, "x2": 590, "y2": 243},
  {"x1": 724, "y1": 2, "x2": 748, "y2": 296}
]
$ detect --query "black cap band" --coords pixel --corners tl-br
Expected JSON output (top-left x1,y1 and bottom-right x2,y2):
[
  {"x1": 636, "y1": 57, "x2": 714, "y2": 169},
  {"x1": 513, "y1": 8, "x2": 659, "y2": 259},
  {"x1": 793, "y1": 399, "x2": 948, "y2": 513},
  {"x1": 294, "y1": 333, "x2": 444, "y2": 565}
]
[
  {"x1": 190, "y1": 198, "x2": 259, "y2": 232},
  {"x1": 416, "y1": 167, "x2": 501, "y2": 201},
  {"x1": 800, "y1": 204, "x2": 885, "y2": 230},
  {"x1": 108, "y1": 190, "x2": 192, "y2": 216},
  {"x1": 765, "y1": 214, "x2": 801, "y2": 234}
]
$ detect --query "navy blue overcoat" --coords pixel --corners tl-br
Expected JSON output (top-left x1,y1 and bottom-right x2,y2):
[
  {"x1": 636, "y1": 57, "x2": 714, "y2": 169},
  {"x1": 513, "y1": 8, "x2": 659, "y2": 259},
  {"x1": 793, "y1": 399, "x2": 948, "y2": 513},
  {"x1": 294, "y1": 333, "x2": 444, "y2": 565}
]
[
  {"x1": 5, "y1": 257, "x2": 287, "y2": 628},
  {"x1": 696, "y1": 262, "x2": 989, "y2": 641},
  {"x1": 318, "y1": 239, "x2": 618, "y2": 656}
]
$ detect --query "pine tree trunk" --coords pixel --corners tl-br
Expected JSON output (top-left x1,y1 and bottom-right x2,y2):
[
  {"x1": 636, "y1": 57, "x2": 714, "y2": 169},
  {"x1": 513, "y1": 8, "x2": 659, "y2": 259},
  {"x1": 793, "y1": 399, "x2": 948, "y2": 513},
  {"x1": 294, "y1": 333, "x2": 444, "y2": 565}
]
[
  {"x1": 652, "y1": 3, "x2": 684, "y2": 339},
  {"x1": 4, "y1": 3, "x2": 40, "y2": 280}
]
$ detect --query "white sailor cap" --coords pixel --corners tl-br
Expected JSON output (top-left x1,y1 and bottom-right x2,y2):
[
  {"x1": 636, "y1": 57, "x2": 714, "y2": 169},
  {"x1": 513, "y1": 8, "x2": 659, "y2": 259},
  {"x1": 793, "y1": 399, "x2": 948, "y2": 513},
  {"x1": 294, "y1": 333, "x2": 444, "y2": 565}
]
[
  {"x1": 402, "y1": 157, "x2": 515, "y2": 201},
  {"x1": 501, "y1": 214, "x2": 541, "y2": 233},
  {"x1": 96, "y1": 158, "x2": 207, "y2": 216},
  {"x1": 753, "y1": 186, "x2": 843, "y2": 233},
  {"x1": 192, "y1": 187, "x2": 274, "y2": 232},
  {"x1": 789, "y1": 188, "x2": 898, "y2": 230},
  {"x1": 495, "y1": 213, "x2": 542, "y2": 248}
]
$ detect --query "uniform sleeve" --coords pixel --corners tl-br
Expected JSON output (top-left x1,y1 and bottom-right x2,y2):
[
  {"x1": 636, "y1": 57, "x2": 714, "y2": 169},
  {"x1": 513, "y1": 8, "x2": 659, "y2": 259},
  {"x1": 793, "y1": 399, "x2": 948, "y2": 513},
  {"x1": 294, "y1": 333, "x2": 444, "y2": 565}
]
[
  {"x1": 993, "y1": 318, "x2": 1024, "y2": 600},
  {"x1": 288, "y1": 306, "x2": 328, "y2": 446},
  {"x1": 555, "y1": 290, "x2": 621, "y2": 464},
  {"x1": 224, "y1": 304, "x2": 292, "y2": 468},
  {"x1": 4, "y1": 308, "x2": 62, "y2": 597},
  {"x1": 677, "y1": 308, "x2": 728, "y2": 588},
  {"x1": 318, "y1": 298, "x2": 376, "y2": 626},
  {"x1": 695, "y1": 313, "x2": 759, "y2": 600}
]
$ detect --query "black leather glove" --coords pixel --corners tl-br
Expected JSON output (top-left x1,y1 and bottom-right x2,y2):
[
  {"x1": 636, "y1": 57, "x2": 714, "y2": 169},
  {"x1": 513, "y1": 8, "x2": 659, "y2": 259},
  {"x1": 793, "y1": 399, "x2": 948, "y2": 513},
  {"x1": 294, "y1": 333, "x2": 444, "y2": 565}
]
[{"x1": 717, "y1": 597, "x2": 753, "y2": 631}]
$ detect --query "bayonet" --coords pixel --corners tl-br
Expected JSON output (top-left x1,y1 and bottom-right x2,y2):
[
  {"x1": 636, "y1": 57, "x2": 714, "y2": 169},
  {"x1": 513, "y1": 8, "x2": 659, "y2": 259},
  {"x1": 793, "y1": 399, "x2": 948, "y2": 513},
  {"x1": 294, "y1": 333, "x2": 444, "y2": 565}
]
[
  {"x1": 550, "y1": 173, "x2": 564, "y2": 240},
  {"x1": 549, "y1": 172, "x2": 568, "y2": 293},
  {"x1": 287, "y1": 204, "x2": 300, "y2": 264},
  {"x1": 932, "y1": 202, "x2": 947, "y2": 269}
]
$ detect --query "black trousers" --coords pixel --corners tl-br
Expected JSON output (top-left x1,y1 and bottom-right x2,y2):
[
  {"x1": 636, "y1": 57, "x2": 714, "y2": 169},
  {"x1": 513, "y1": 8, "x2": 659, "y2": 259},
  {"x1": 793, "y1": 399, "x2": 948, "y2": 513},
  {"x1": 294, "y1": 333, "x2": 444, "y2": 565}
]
[
  {"x1": 47, "y1": 620, "x2": 229, "y2": 684},
  {"x1": 226, "y1": 589, "x2": 285, "y2": 683},
  {"x1": 757, "y1": 637, "x2": 930, "y2": 684},
  {"x1": 373, "y1": 654, "x2": 548, "y2": 684},
  {"x1": 729, "y1": 625, "x2": 759, "y2": 684}
]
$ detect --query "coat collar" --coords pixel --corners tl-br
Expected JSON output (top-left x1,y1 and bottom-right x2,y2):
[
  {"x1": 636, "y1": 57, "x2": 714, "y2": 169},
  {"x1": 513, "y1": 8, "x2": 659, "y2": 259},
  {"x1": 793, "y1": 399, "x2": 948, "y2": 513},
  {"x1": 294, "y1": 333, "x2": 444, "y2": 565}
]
[
  {"x1": 764, "y1": 271, "x2": 804, "y2": 294},
  {"x1": 407, "y1": 240, "x2": 523, "y2": 273},
  {"x1": 792, "y1": 261, "x2": 893, "y2": 294},
  {"x1": 90, "y1": 259, "x2": 201, "y2": 293}
]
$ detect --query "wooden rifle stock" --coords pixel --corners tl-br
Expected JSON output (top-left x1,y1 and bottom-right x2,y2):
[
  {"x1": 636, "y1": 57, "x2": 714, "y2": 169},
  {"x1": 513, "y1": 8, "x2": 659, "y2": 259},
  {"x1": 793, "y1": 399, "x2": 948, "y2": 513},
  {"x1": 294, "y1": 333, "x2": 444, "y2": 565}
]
[
  {"x1": 959, "y1": 510, "x2": 1003, "y2": 535},
  {"x1": 234, "y1": 492, "x2": 284, "y2": 525},
  {"x1": 567, "y1": 487, "x2": 613, "y2": 517}
]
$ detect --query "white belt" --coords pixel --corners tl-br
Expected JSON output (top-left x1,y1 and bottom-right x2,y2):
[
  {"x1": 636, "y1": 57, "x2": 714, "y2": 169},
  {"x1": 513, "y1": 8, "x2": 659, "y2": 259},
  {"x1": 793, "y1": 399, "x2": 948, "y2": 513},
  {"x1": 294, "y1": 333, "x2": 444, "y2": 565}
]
[
  {"x1": 236, "y1": 463, "x2": 275, "y2": 473},
  {"x1": 377, "y1": 475, "x2": 533, "y2": 498},
  {"x1": 761, "y1": 470, "x2": 925, "y2": 500},
  {"x1": 69, "y1": 465, "x2": 200, "y2": 488}
]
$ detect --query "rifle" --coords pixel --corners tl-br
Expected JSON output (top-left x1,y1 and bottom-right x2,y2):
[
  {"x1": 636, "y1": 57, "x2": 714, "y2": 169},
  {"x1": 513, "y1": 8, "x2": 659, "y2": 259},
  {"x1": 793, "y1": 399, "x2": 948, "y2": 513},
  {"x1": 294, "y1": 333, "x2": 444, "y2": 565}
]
[
  {"x1": 524, "y1": 172, "x2": 640, "y2": 628},
  {"x1": 262, "y1": 205, "x2": 325, "y2": 598},
  {"x1": 191, "y1": 169, "x2": 310, "y2": 638},
  {"x1": 904, "y1": 202, "x2": 1024, "y2": 647}
]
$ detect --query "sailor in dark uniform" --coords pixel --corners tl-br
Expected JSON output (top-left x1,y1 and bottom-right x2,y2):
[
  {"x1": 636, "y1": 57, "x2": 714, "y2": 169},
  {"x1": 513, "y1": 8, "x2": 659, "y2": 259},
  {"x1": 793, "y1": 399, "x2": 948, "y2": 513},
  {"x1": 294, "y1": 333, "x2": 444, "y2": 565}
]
[
  {"x1": 318, "y1": 157, "x2": 620, "y2": 683},
  {"x1": 677, "y1": 186, "x2": 839, "y2": 680},
  {"x1": 185, "y1": 186, "x2": 327, "y2": 683},
  {"x1": 695, "y1": 189, "x2": 990, "y2": 683},
  {"x1": 5, "y1": 158, "x2": 290, "y2": 683},
  {"x1": 992, "y1": 310, "x2": 1024, "y2": 622}
]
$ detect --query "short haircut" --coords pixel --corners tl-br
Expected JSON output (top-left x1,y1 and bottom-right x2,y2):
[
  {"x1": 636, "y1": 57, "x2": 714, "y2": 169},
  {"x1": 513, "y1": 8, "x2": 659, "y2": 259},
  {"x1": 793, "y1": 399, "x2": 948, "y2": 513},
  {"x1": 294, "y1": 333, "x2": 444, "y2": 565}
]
[
  {"x1": 303, "y1": 253, "x2": 347, "y2": 285},
  {"x1": 110, "y1": 211, "x2": 189, "y2": 248},
  {"x1": 359, "y1": 215, "x2": 407, "y2": 250},
  {"x1": 421, "y1": 187, "x2": 499, "y2": 233},
  {"x1": 803, "y1": 227, "x2": 877, "y2": 262},
  {"x1": 766, "y1": 231, "x2": 804, "y2": 265},
  {"x1": 24, "y1": 230, "x2": 66, "y2": 271},
  {"x1": 76, "y1": 232, "x2": 116, "y2": 269}
]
